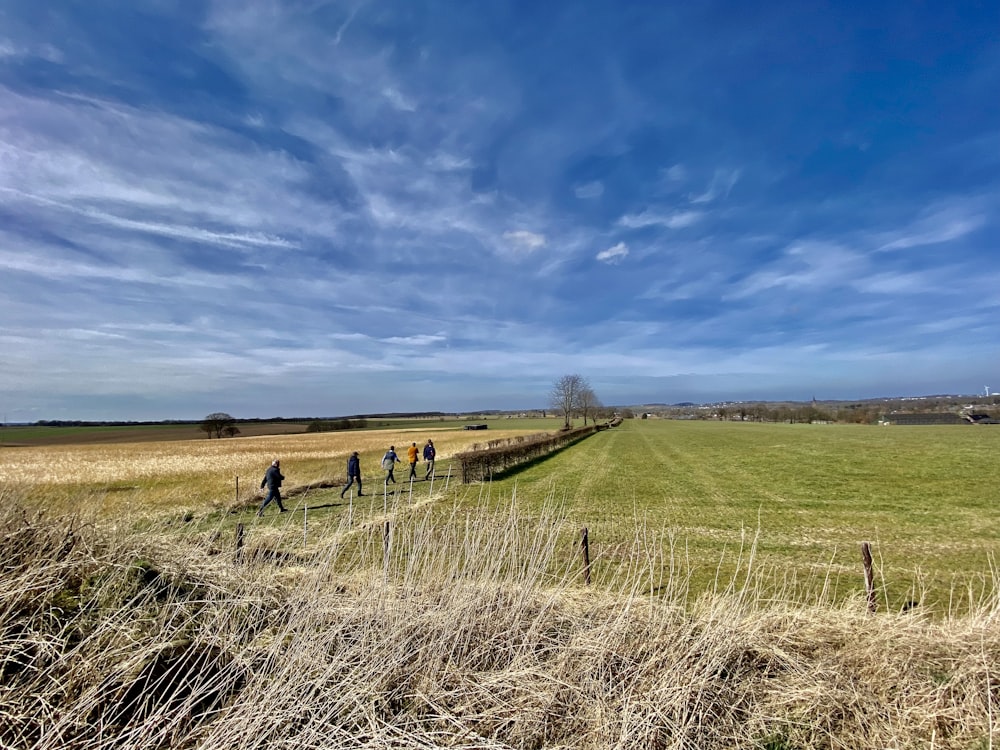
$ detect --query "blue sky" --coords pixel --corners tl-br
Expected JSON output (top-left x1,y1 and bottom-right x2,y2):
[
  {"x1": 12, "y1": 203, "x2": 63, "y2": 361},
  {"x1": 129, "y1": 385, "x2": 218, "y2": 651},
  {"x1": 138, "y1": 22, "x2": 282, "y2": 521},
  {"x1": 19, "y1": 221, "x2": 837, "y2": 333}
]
[{"x1": 2, "y1": 1, "x2": 999, "y2": 421}]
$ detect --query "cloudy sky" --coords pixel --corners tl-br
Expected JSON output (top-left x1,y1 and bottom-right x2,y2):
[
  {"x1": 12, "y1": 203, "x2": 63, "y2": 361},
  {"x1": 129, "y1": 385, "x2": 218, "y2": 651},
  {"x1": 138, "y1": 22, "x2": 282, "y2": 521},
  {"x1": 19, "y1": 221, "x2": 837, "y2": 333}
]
[{"x1": 2, "y1": 1, "x2": 999, "y2": 421}]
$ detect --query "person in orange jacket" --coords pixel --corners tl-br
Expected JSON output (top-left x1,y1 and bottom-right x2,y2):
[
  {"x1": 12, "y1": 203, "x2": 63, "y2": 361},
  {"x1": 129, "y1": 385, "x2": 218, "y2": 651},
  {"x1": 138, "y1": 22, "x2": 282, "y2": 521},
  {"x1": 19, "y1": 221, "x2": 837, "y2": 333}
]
[{"x1": 407, "y1": 442, "x2": 419, "y2": 480}]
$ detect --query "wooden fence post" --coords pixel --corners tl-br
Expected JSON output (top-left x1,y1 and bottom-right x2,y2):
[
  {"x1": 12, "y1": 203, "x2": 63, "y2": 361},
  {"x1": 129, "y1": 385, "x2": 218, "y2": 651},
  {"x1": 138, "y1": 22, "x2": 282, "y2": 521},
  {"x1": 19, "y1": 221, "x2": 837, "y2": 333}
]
[
  {"x1": 581, "y1": 527, "x2": 591, "y2": 586},
  {"x1": 381, "y1": 519, "x2": 391, "y2": 583},
  {"x1": 235, "y1": 475, "x2": 239, "y2": 505},
  {"x1": 235, "y1": 523, "x2": 244, "y2": 564},
  {"x1": 861, "y1": 541, "x2": 876, "y2": 613}
]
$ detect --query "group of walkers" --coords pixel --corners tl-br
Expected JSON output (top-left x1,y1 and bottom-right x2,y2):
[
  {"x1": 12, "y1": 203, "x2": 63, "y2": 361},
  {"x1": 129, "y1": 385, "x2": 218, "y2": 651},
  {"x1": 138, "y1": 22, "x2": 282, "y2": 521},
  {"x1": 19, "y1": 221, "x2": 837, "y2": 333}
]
[
  {"x1": 365, "y1": 440, "x2": 437, "y2": 491},
  {"x1": 257, "y1": 439, "x2": 438, "y2": 516}
]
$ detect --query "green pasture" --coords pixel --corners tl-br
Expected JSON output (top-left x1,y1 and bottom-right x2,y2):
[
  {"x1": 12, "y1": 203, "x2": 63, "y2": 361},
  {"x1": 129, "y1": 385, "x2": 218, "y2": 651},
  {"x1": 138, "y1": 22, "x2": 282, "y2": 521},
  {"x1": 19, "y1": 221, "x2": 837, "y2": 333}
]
[{"x1": 471, "y1": 418, "x2": 1000, "y2": 612}]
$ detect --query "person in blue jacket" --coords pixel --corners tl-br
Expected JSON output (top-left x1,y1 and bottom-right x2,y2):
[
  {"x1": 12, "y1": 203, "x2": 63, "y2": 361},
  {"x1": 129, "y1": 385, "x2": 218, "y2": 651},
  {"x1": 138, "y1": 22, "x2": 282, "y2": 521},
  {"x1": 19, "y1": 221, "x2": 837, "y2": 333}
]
[
  {"x1": 258, "y1": 459, "x2": 287, "y2": 516},
  {"x1": 422, "y1": 439, "x2": 436, "y2": 480},
  {"x1": 341, "y1": 451, "x2": 363, "y2": 498}
]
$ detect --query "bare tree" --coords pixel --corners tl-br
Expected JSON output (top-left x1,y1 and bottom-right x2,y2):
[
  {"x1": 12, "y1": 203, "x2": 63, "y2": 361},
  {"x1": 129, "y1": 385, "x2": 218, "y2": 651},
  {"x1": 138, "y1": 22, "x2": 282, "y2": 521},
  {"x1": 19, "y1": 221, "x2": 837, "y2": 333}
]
[
  {"x1": 577, "y1": 386, "x2": 601, "y2": 426},
  {"x1": 550, "y1": 375, "x2": 583, "y2": 428},
  {"x1": 550, "y1": 374, "x2": 593, "y2": 428}
]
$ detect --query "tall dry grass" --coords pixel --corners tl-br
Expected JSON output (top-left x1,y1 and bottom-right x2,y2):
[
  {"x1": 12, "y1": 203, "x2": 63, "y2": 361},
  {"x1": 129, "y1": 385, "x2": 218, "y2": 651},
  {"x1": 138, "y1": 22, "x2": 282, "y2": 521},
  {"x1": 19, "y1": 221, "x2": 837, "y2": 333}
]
[{"x1": 2, "y1": 485, "x2": 999, "y2": 750}]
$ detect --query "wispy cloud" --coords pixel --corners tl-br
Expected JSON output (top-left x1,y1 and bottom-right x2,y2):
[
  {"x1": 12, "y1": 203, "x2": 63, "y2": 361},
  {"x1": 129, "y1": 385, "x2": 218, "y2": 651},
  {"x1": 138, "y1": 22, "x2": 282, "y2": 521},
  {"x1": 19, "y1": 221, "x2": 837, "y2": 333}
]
[
  {"x1": 574, "y1": 180, "x2": 604, "y2": 199},
  {"x1": 4, "y1": 188, "x2": 296, "y2": 249},
  {"x1": 596, "y1": 242, "x2": 629, "y2": 264},
  {"x1": 663, "y1": 164, "x2": 686, "y2": 182},
  {"x1": 853, "y1": 271, "x2": 936, "y2": 295},
  {"x1": 617, "y1": 209, "x2": 704, "y2": 230},
  {"x1": 382, "y1": 334, "x2": 447, "y2": 346},
  {"x1": 381, "y1": 86, "x2": 417, "y2": 111},
  {"x1": 876, "y1": 203, "x2": 986, "y2": 251},
  {"x1": 502, "y1": 230, "x2": 547, "y2": 253},
  {"x1": 727, "y1": 241, "x2": 866, "y2": 299},
  {"x1": 0, "y1": 38, "x2": 61, "y2": 61},
  {"x1": 689, "y1": 168, "x2": 741, "y2": 204}
]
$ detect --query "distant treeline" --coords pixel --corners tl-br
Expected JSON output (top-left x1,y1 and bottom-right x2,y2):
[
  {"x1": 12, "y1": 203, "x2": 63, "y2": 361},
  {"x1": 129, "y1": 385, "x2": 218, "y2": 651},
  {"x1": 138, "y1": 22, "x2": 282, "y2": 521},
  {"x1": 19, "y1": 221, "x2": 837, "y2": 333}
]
[
  {"x1": 305, "y1": 418, "x2": 370, "y2": 433},
  {"x1": 32, "y1": 419, "x2": 198, "y2": 427}
]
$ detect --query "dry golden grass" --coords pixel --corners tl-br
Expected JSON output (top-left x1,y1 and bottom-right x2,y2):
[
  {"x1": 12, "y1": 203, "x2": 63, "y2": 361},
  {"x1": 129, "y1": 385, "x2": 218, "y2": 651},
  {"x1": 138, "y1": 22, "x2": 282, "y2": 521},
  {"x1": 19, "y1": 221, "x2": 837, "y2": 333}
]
[
  {"x1": 2, "y1": 496, "x2": 998, "y2": 750},
  {"x1": 0, "y1": 427, "x2": 538, "y2": 518}
]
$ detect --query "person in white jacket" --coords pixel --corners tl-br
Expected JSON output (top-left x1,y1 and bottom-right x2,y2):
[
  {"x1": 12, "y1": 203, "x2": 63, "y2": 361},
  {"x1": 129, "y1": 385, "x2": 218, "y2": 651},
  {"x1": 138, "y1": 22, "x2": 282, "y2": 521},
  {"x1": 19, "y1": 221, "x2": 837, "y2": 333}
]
[{"x1": 381, "y1": 446, "x2": 400, "y2": 485}]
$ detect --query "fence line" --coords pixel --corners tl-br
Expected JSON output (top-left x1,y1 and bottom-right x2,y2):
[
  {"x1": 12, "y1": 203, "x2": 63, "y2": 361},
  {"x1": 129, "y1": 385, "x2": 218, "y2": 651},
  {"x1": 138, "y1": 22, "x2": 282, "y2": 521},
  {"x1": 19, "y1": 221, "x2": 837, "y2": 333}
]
[{"x1": 454, "y1": 423, "x2": 615, "y2": 483}]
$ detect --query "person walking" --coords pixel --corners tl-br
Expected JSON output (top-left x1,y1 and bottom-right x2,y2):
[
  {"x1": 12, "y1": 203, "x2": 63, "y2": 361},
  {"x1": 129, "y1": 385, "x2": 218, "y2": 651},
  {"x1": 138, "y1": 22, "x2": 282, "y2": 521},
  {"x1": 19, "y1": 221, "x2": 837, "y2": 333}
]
[
  {"x1": 381, "y1": 445, "x2": 400, "y2": 485},
  {"x1": 258, "y1": 459, "x2": 287, "y2": 516},
  {"x1": 340, "y1": 451, "x2": 363, "y2": 498},
  {"x1": 407, "y1": 442, "x2": 419, "y2": 480},
  {"x1": 422, "y1": 439, "x2": 436, "y2": 480}
]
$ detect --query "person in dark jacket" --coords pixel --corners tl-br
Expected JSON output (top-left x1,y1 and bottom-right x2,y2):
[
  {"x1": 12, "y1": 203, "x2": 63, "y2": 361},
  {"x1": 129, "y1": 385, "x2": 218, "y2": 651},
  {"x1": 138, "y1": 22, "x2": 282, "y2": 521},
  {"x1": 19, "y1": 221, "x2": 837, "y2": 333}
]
[
  {"x1": 422, "y1": 439, "x2": 436, "y2": 480},
  {"x1": 341, "y1": 451, "x2": 363, "y2": 498},
  {"x1": 258, "y1": 459, "x2": 287, "y2": 516}
]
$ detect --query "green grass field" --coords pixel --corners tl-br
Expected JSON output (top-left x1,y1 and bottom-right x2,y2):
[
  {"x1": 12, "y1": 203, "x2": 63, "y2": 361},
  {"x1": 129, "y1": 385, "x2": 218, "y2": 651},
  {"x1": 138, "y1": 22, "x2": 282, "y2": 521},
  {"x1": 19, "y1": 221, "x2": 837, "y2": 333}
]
[{"x1": 462, "y1": 418, "x2": 1000, "y2": 613}]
